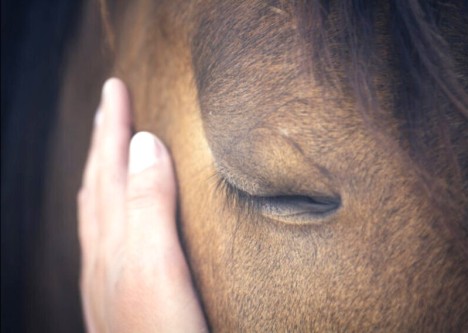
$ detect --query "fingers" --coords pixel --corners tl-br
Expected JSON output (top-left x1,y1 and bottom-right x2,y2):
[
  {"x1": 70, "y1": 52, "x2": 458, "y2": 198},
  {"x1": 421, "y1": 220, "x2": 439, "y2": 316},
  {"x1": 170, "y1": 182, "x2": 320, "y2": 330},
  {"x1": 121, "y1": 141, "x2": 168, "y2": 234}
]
[
  {"x1": 79, "y1": 78, "x2": 132, "y2": 246},
  {"x1": 78, "y1": 78, "x2": 208, "y2": 333},
  {"x1": 79, "y1": 78, "x2": 133, "y2": 333},
  {"x1": 97, "y1": 78, "x2": 132, "y2": 238},
  {"x1": 124, "y1": 132, "x2": 207, "y2": 332},
  {"x1": 126, "y1": 132, "x2": 177, "y2": 247}
]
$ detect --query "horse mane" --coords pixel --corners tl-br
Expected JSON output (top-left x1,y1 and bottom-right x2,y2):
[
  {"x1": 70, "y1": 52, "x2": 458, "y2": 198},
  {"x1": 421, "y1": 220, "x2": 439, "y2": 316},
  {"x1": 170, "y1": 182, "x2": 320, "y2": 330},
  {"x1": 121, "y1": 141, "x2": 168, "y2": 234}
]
[
  {"x1": 296, "y1": 0, "x2": 468, "y2": 255},
  {"x1": 98, "y1": 0, "x2": 468, "y2": 254}
]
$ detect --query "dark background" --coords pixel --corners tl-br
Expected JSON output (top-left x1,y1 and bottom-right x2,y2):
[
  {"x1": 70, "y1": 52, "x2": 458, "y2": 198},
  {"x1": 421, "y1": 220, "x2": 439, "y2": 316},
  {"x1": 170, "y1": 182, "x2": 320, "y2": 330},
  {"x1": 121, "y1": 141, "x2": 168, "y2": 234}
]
[{"x1": 1, "y1": 1, "x2": 82, "y2": 332}]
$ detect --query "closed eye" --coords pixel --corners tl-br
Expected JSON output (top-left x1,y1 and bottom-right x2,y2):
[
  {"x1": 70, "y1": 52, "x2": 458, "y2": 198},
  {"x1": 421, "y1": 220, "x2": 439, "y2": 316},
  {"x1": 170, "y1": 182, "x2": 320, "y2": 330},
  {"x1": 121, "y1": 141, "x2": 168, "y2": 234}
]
[{"x1": 215, "y1": 175, "x2": 341, "y2": 225}]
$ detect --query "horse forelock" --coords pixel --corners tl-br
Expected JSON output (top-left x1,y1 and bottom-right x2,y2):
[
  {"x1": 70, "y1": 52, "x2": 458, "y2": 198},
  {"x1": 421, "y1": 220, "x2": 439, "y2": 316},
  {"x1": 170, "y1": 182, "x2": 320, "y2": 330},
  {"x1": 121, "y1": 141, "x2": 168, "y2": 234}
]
[
  {"x1": 296, "y1": 0, "x2": 468, "y2": 255},
  {"x1": 191, "y1": 0, "x2": 468, "y2": 256}
]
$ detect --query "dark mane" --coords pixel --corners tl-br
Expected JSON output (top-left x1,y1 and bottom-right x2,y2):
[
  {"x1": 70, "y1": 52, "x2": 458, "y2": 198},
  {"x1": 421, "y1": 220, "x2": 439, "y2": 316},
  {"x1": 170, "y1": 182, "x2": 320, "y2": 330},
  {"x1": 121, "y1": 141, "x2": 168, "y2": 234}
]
[{"x1": 297, "y1": 0, "x2": 468, "y2": 254}]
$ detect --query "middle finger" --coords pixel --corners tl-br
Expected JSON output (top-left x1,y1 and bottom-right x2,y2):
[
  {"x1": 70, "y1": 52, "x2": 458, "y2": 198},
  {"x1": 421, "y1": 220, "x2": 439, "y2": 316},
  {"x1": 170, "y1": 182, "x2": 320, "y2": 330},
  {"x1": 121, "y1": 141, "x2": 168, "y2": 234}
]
[{"x1": 97, "y1": 78, "x2": 132, "y2": 240}]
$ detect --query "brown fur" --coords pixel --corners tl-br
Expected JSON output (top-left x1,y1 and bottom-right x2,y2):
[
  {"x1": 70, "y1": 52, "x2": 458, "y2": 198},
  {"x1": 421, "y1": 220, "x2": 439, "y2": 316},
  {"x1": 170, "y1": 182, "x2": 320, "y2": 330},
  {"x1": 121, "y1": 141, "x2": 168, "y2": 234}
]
[{"x1": 38, "y1": 0, "x2": 468, "y2": 331}]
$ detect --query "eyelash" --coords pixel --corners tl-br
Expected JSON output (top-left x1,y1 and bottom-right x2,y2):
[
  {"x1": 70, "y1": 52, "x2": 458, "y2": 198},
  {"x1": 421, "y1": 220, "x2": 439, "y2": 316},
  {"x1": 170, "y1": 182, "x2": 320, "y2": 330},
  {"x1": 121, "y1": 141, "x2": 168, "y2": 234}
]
[
  {"x1": 214, "y1": 175, "x2": 261, "y2": 217},
  {"x1": 213, "y1": 173, "x2": 341, "y2": 222}
]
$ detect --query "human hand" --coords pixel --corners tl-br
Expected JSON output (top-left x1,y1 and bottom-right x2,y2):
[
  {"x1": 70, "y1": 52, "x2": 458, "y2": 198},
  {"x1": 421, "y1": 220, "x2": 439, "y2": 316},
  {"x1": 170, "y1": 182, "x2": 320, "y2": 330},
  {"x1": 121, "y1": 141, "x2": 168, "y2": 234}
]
[{"x1": 78, "y1": 78, "x2": 207, "y2": 333}]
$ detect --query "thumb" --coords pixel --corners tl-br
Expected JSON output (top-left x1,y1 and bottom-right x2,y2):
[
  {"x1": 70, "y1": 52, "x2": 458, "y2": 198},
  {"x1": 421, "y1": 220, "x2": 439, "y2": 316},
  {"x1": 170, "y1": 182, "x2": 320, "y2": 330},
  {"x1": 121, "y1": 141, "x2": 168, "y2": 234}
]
[
  {"x1": 124, "y1": 131, "x2": 207, "y2": 332},
  {"x1": 127, "y1": 131, "x2": 177, "y2": 243}
]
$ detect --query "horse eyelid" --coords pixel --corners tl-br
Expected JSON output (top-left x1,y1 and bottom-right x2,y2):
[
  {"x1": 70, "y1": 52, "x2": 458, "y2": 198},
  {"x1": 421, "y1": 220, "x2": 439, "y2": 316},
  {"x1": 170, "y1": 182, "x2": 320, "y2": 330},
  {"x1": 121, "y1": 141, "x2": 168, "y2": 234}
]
[
  {"x1": 214, "y1": 175, "x2": 260, "y2": 218},
  {"x1": 215, "y1": 173, "x2": 342, "y2": 219}
]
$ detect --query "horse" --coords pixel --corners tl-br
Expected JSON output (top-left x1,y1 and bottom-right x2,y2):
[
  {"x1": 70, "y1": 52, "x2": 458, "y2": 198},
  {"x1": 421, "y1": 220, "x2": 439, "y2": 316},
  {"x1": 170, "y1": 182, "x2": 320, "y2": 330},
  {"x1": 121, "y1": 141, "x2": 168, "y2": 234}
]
[{"x1": 24, "y1": 0, "x2": 468, "y2": 331}]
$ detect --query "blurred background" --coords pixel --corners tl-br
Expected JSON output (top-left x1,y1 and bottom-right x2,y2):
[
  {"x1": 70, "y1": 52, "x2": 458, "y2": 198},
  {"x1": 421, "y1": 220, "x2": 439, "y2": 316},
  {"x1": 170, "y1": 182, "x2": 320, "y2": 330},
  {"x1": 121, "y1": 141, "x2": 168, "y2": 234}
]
[{"x1": 2, "y1": 1, "x2": 83, "y2": 331}]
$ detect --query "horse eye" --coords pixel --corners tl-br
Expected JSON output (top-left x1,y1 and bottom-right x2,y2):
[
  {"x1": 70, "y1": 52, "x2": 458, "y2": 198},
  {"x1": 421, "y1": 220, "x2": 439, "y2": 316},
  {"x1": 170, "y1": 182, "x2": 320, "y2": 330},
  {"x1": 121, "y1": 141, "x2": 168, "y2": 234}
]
[
  {"x1": 217, "y1": 175, "x2": 340, "y2": 225},
  {"x1": 258, "y1": 195, "x2": 341, "y2": 225}
]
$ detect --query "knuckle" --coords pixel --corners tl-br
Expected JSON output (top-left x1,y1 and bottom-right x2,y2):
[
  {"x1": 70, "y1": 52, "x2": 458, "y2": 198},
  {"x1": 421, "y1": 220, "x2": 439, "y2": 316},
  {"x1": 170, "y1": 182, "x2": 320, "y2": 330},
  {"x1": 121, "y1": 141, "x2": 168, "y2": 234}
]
[
  {"x1": 127, "y1": 187, "x2": 158, "y2": 211},
  {"x1": 126, "y1": 168, "x2": 175, "y2": 216},
  {"x1": 127, "y1": 171, "x2": 159, "y2": 205}
]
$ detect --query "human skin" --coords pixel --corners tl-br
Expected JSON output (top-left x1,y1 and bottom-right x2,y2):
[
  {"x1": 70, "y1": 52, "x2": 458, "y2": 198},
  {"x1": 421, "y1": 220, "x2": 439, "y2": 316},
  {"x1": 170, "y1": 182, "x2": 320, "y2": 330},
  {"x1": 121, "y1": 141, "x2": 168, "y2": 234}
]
[{"x1": 77, "y1": 78, "x2": 207, "y2": 333}]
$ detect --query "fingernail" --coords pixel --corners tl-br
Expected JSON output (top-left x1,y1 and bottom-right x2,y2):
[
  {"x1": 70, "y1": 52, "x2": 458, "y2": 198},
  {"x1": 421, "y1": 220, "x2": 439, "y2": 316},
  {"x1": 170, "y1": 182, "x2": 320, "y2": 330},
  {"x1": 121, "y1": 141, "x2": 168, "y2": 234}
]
[{"x1": 129, "y1": 132, "x2": 163, "y2": 174}]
